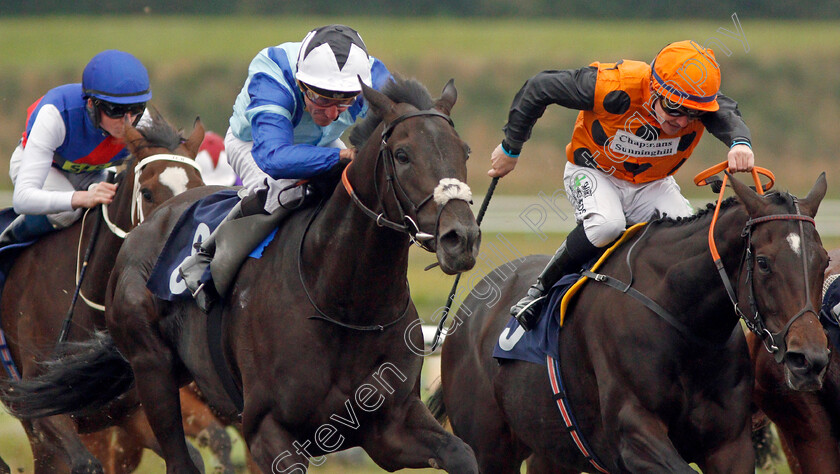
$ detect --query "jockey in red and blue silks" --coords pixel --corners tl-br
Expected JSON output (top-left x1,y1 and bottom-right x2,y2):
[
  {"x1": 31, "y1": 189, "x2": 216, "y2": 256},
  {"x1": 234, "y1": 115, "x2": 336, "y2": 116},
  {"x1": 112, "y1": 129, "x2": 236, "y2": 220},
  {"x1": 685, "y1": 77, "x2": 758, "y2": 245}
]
[{"x1": 3, "y1": 50, "x2": 152, "y2": 247}]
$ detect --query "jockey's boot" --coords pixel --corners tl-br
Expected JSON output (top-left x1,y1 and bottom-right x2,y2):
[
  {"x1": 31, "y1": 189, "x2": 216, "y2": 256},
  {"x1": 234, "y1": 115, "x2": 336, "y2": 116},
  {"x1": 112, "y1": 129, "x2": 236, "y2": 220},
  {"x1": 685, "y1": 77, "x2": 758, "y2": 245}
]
[
  {"x1": 0, "y1": 215, "x2": 55, "y2": 249},
  {"x1": 179, "y1": 189, "x2": 293, "y2": 312},
  {"x1": 511, "y1": 225, "x2": 599, "y2": 331}
]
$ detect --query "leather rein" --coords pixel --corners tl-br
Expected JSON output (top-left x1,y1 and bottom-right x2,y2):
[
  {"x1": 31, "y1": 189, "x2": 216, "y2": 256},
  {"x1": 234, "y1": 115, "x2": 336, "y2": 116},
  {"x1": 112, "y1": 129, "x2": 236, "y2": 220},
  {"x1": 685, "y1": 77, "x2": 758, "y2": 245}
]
[
  {"x1": 697, "y1": 163, "x2": 818, "y2": 362},
  {"x1": 303, "y1": 107, "x2": 464, "y2": 332},
  {"x1": 586, "y1": 163, "x2": 816, "y2": 359}
]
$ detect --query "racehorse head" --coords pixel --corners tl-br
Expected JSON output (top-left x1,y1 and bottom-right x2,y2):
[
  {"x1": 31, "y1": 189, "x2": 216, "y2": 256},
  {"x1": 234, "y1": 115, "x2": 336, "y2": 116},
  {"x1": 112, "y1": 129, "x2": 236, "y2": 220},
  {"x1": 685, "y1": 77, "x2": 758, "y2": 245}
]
[
  {"x1": 122, "y1": 108, "x2": 205, "y2": 225},
  {"x1": 730, "y1": 173, "x2": 829, "y2": 390},
  {"x1": 349, "y1": 78, "x2": 480, "y2": 274}
]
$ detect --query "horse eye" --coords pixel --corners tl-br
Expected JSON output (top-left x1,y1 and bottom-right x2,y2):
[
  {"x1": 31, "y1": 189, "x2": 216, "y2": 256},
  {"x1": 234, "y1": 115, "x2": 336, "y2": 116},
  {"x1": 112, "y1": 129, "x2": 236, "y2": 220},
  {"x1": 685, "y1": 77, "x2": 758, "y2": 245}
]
[
  {"x1": 756, "y1": 256, "x2": 771, "y2": 273},
  {"x1": 394, "y1": 149, "x2": 410, "y2": 164},
  {"x1": 140, "y1": 188, "x2": 154, "y2": 202}
]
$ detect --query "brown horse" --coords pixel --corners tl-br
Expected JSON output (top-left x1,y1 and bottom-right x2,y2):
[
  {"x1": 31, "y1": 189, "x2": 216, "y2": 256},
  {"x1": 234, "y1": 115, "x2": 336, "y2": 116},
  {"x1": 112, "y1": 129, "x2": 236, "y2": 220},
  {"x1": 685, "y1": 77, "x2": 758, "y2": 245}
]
[
  {"x1": 1, "y1": 77, "x2": 481, "y2": 473},
  {"x1": 430, "y1": 173, "x2": 829, "y2": 473},
  {"x1": 0, "y1": 111, "x2": 233, "y2": 473},
  {"x1": 751, "y1": 246, "x2": 840, "y2": 474}
]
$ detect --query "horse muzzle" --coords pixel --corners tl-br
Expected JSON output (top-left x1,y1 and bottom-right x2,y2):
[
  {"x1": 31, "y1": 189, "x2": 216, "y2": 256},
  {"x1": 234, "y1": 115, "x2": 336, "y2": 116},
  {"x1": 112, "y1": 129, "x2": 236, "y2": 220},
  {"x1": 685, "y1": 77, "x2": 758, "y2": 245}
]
[
  {"x1": 435, "y1": 199, "x2": 480, "y2": 275},
  {"x1": 783, "y1": 344, "x2": 830, "y2": 391}
]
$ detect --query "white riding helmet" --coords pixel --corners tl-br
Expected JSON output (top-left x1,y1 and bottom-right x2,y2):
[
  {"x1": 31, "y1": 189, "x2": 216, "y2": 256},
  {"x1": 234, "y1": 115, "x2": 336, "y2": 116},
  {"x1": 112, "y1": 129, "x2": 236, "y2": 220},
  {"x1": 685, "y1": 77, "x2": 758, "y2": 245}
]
[{"x1": 296, "y1": 24, "x2": 371, "y2": 98}]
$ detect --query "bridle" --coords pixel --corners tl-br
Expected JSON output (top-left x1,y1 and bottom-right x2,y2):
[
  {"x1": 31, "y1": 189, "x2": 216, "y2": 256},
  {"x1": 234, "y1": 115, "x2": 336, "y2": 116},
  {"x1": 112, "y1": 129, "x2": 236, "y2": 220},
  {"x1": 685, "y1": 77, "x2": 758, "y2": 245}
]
[
  {"x1": 78, "y1": 153, "x2": 202, "y2": 312},
  {"x1": 101, "y1": 153, "x2": 203, "y2": 238},
  {"x1": 304, "y1": 106, "x2": 471, "y2": 332},
  {"x1": 697, "y1": 162, "x2": 819, "y2": 362},
  {"x1": 341, "y1": 108, "x2": 470, "y2": 253}
]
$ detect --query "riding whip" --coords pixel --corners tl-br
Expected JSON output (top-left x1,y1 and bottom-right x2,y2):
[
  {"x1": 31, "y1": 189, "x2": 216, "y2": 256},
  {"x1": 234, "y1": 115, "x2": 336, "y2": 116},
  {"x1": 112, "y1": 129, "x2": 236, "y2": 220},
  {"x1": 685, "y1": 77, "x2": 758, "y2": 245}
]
[
  {"x1": 431, "y1": 176, "x2": 499, "y2": 351},
  {"x1": 56, "y1": 171, "x2": 115, "y2": 349}
]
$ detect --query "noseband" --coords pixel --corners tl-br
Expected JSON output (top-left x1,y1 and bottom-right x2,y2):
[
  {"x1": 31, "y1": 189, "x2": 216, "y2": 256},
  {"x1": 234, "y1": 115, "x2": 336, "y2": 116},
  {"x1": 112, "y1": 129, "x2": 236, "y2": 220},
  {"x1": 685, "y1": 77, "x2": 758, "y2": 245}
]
[{"x1": 341, "y1": 109, "x2": 472, "y2": 252}]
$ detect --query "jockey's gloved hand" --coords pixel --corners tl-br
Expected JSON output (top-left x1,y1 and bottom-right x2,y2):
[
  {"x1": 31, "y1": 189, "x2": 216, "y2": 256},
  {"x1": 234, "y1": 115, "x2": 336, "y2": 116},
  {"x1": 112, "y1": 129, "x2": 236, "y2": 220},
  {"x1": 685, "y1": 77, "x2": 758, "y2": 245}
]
[{"x1": 309, "y1": 158, "x2": 351, "y2": 199}]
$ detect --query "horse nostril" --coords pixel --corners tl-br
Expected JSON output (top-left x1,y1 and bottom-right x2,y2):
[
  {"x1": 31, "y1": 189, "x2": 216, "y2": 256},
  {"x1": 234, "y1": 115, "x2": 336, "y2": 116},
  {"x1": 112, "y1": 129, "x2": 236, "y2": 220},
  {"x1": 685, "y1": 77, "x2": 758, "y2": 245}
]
[
  {"x1": 785, "y1": 351, "x2": 809, "y2": 372},
  {"x1": 785, "y1": 349, "x2": 830, "y2": 375},
  {"x1": 439, "y1": 229, "x2": 463, "y2": 252}
]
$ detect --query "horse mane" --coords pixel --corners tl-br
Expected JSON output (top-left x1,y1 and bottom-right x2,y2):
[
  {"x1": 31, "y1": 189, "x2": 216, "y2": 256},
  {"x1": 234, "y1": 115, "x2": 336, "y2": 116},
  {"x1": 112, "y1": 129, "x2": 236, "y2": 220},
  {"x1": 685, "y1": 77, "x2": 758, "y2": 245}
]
[
  {"x1": 349, "y1": 76, "x2": 435, "y2": 149},
  {"x1": 650, "y1": 190, "x2": 794, "y2": 228},
  {"x1": 135, "y1": 107, "x2": 185, "y2": 152}
]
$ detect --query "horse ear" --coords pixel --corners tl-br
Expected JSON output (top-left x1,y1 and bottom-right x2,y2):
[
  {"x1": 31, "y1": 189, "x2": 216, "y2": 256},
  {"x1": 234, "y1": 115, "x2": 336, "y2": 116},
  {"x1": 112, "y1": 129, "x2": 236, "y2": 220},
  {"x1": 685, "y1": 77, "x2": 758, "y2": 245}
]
[
  {"x1": 727, "y1": 171, "x2": 766, "y2": 217},
  {"x1": 434, "y1": 79, "x2": 457, "y2": 116},
  {"x1": 183, "y1": 117, "x2": 205, "y2": 158},
  {"x1": 798, "y1": 172, "x2": 827, "y2": 218},
  {"x1": 361, "y1": 78, "x2": 397, "y2": 122},
  {"x1": 123, "y1": 120, "x2": 145, "y2": 154}
]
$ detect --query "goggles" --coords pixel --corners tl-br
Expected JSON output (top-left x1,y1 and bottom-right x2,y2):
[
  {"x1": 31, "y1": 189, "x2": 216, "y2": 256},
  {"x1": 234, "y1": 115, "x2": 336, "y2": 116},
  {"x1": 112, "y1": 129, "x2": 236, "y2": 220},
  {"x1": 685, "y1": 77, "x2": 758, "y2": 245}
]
[
  {"x1": 95, "y1": 99, "x2": 146, "y2": 119},
  {"x1": 300, "y1": 83, "x2": 358, "y2": 108},
  {"x1": 658, "y1": 96, "x2": 705, "y2": 120}
]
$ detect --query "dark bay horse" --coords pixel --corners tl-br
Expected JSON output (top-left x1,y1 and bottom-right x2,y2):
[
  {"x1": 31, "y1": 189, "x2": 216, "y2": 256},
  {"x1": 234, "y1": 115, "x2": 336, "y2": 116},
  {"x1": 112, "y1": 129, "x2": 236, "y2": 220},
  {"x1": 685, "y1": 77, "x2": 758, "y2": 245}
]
[
  {"x1": 430, "y1": 173, "x2": 829, "y2": 473},
  {"x1": 2, "y1": 77, "x2": 481, "y2": 473},
  {"x1": 0, "y1": 111, "x2": 230, "y2": 473},
  {"x1": 751, "y1": 246, "x2": 840, "y2": 474}
]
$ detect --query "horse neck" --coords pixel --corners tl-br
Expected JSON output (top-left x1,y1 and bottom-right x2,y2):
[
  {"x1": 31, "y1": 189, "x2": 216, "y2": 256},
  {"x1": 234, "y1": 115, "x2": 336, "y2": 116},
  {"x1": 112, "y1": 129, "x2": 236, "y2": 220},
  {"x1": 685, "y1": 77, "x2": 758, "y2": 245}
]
[
  {"x1": 83, "y1": 169, "x2": 136, "y2": 298},
  {"x1": 303, "y1": 160, "x2": 412, "y2": 319},
  {"x1": 643, "y1": 205, "x2": 750, "y2": 343}
]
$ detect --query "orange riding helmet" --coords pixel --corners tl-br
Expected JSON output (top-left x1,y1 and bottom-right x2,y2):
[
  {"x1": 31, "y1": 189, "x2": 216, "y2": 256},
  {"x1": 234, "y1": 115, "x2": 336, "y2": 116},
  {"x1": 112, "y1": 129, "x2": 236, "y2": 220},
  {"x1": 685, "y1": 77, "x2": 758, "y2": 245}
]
[{"x1": 650, "y1": 40, "x2": 721, "y2": 112}]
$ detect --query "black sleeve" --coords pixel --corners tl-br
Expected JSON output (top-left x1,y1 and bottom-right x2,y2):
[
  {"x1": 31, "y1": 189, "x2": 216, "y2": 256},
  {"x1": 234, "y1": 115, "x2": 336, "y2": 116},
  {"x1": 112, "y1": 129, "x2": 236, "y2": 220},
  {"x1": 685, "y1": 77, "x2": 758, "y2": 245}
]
[
  {"x1": 700, "y1": 92, "x2": 752, "y2": 147},
  {"x1": 501, "y1": 66, "x2": 597, "y2": 155}
]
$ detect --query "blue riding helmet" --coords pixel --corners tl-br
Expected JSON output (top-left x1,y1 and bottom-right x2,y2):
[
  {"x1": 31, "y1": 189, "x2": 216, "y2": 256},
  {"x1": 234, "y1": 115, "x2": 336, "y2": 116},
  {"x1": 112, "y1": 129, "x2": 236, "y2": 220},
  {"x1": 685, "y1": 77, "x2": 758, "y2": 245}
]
[{"x1": 82, "y1": 50, "x2": 152, "y2": 104}]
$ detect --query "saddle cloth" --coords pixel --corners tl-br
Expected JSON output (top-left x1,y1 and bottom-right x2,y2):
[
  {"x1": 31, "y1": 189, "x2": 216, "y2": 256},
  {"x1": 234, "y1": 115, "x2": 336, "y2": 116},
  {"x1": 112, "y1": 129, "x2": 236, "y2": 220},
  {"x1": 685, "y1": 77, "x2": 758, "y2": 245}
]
[
  {"x1": 493, "y1": 273, "x2": 581, "y2": 365},
  {"x1": 146, "y1": 190, "x2": 276, "y2": 301},
  {"x1": 493, "y1": 223, "x2": 647, "y2": 365},
  {"x1": 0, "y1": 208, "x2": 41, "y2": 299}
]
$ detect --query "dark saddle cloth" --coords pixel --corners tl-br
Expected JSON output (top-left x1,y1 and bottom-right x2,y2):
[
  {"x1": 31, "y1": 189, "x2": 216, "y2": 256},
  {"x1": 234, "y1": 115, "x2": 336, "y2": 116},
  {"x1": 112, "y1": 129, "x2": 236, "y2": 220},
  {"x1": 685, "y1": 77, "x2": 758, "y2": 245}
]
[
  {"x1": 493, "y1": 273, "x2": 581, "y2": 365},
  {"x1": 146, "y1": 190, "x2": 276, "y2": 301}
]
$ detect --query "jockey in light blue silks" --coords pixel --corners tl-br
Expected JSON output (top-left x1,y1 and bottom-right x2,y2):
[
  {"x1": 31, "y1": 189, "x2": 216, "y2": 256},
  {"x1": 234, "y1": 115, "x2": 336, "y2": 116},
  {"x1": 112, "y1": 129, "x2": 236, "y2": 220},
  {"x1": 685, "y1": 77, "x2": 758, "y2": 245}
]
[{"x1": 178, "y1": 24, "x2": 393, "y2": 311}]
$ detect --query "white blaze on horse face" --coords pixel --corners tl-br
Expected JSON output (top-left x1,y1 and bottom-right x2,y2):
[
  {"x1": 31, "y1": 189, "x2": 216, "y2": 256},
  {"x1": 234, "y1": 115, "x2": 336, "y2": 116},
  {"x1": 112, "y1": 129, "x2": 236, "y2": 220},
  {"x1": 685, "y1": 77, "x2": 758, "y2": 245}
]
[
  {"x1": 433, "y1": 178, "x2": 472, "y2": 206},
  {"x1": 786, "y1": 233, "x2": 802, "y2": 256},
  {"x1": 158, "y1": 166, "x2": 191, "y2": 196}
]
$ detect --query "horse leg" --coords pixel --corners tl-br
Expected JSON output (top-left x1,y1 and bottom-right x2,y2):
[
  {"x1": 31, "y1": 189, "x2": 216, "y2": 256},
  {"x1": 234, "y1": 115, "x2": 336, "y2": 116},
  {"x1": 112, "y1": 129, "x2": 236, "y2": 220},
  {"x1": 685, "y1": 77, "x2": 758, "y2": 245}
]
[
  {"x1": 108, "y1": 331, "x2": 198, "y2": 471},
  {"x1": 0, "y1": 456, "x2": 8, "y2": 474},
  {"x1": 447, "y1": 393, "x2": 524, "y2": 474},
  {"x1": 614, "y1": 405, "x2": 698, "y2": 473},
  {"x1": 776, "y1": 424, "x2": 840, "y2": 474},
  {"x1": 244, "y1": 414, "x2": 309, "y2": 473},
  {"x1": 80, "y1": 428, "x2": 144, "y2": 474},
  {"x1": 100, "y1": 388, "x2": 206, "y2": 473},
  {"x1": 365, "y1": 398, "x2": 478, "y2": 474},
  {"x1": 179, "y1": 385, "x2": 235, "y2": 474},
  {"x1": 697, "y1": 427, "x2": 754, "y2": 474},
  {"x1": 27, "y1": 416, "x2": 104, "y2": 474}
]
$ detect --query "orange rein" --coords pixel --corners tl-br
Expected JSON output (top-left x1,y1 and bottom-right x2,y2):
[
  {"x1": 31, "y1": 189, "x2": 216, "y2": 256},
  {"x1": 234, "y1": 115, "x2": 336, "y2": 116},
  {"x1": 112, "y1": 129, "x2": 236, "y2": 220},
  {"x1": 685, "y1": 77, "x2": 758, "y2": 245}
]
[{"x1": 693, "y1": 162, "x2": 776, "y2": 263}]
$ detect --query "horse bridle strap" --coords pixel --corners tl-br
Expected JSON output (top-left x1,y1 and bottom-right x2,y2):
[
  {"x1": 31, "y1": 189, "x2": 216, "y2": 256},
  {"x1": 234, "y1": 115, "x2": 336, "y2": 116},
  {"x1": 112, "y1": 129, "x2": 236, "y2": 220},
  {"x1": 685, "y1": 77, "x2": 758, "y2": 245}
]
[
  {"x1": 341, "y1": 109, "x2": 465, "y2": 251},
  {"x1": 101, "y1": 154, "x2": 202, "y2": 239},
  {"x1": 88, "y1": 154, "x2": 202, "y2": 312},
  {"x1": 741, "y1": 210, "x2": 818, "y2": 362},
  {"x1": 712, "y1": 195, "x2": 818, "y2": 362}
]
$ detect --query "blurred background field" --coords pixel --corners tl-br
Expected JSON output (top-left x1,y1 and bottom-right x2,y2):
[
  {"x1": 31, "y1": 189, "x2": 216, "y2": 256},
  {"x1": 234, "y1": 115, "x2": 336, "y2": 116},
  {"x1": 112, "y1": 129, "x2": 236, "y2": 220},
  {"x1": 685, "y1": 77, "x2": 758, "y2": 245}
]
[
  {"x1": 1, "y1": 11, "x2": 838, "y2": 473},
  {"x1": 0, "y1": 16, "x2": 838, "y2": 198}
]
